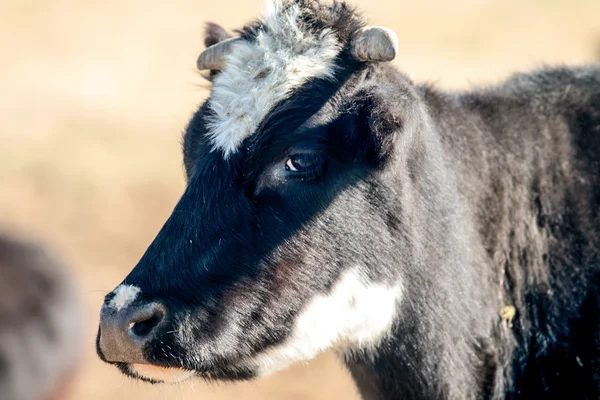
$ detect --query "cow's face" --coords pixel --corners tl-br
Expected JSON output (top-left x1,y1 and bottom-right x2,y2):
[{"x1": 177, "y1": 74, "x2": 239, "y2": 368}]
[{"x1": 97, "y1": 0, "x2": 428, "y2": 384}]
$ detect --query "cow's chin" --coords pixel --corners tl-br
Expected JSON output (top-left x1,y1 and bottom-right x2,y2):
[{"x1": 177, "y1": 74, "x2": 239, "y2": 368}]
[{"x1": 126, "y1": 363, "x2": 195, "y2": 384}]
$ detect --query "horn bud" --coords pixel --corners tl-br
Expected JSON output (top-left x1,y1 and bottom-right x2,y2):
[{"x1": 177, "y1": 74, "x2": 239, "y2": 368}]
[
  {"x1": 196, "y1": 37, "x2": 241, "y2": 71},
  {"x1": 350, "y1": 26, "x2": 399, "y2": 63}
]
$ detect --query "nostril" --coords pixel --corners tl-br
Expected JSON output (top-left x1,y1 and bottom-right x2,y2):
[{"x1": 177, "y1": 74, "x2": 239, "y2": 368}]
[
  {"x1": 130, "y1": 312, "x2": 163, "y2": 338},
  {"x1": 127, "y1": 303, "x2": 165, "y2": 340}
]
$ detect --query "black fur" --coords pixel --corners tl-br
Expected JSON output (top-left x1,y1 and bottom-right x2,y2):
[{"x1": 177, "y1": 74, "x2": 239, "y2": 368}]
[{"x1": 98, "y1": 1, "x2": 600, "y2": 398}]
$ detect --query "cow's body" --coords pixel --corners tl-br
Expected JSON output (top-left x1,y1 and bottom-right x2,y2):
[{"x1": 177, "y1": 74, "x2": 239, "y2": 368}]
[
  {"x1": 343, "y1": 65, "x2": 600, "y2": 399},
  {"x1": 96, "y1": 1, "x2": 600, "y2": 398}
]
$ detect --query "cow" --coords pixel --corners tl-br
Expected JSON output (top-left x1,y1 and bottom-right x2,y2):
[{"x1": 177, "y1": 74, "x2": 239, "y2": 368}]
[
  {"x1": 96, "y1": 0, "x2": 600, "y2": 398},
  {"x1": 0, "y1": 233, "x2": 82, "y2": 400}
]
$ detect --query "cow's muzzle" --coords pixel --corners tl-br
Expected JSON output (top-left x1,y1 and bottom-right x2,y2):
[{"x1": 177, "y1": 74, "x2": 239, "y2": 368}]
[{"x1": 98, "y1": 301, "x2": 166, "y2": 364}]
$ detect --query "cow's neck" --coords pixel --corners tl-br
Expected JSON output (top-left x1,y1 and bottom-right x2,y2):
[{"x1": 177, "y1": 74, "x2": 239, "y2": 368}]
[
  {"x1": 343, "y1": 326, "x2": 489, "y2": 400},
  {"x1": 336, "y1": 91, "x2": 500, "y2": 399},
  {"x1": 345, "y1": 343, "x2": 428, "y2": 400},
  {"x1": 343, "y1": 335, "x2": 452, "y2": 400}
]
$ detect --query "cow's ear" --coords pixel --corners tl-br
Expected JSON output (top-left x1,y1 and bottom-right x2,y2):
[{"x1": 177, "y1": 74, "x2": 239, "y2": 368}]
[
  {"x1": 199, "y1": 23, "x2": 233, "y2": 81},
  {"x1": 353, "y1": 90, "x2": 403, "y2": 167}
]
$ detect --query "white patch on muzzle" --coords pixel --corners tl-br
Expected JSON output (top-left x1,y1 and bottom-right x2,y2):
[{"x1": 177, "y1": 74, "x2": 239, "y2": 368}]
[
  {"x1": 248, "y1": 268, "x2": 402, "y2": 376},
  {"x1": 108, "y1": 284, "x2": 141, "y2": 311},
  {"x1": 206, "y1": 0, "x2": 341, "y2": 157}
]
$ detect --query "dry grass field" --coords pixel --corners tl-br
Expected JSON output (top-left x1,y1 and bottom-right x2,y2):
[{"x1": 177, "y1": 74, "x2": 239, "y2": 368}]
[{"x1": 0, "y1": 0, "x2": 599, "y2": 399}]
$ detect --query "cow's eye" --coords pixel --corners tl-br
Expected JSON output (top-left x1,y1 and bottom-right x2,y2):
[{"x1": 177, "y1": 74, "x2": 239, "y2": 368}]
[{"x1": 283, "y1": 153, "x2": 323, "y2": 179}]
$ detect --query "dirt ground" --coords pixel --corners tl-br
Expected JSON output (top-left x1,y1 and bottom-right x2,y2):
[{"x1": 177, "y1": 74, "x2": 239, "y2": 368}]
[{"x1": 0, "y1": 0, "x2": 598, "y2": 399}]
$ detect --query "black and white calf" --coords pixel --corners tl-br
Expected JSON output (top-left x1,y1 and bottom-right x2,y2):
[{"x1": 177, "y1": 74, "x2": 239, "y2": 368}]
[{"x1": 96, "y1": 0, "x2": 600, "y2": 398}]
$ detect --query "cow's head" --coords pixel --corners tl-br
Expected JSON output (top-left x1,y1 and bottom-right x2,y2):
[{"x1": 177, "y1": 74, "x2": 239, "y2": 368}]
[{"x1": 97, "y1": 0, "x2": 435, "y2": 384}]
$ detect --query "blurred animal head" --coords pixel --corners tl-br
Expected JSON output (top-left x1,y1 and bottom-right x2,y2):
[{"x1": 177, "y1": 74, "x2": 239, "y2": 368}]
[
  {"x1": 97, "y1": 0, "x2": 431, "y2": 384},
  {"x1": 0, "y1": 233, "x2": 83, "y2": 400}
]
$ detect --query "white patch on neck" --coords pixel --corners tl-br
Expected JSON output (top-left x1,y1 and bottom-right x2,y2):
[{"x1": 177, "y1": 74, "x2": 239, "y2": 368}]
[
  {"x1": 206, "y1": 0, "x2": 341, "y2": 157},
  {"x1": 108, "y1": 284, "x2": 141, "y2": 311},
  {"x1": 247, "y1": 268, "x2": 402, "y2": 376}
]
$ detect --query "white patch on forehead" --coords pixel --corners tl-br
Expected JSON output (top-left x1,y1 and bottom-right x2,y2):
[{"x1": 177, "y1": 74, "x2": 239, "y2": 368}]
[
  {"x1": 248, "y1": 268, "x2": 402, "y2": 376},
  {"x1": 108, "y1": 284, "x2": 141, "y2": 311},
  {"x1": 206, "y1": 0, "x2": 342, "y2": 157}
]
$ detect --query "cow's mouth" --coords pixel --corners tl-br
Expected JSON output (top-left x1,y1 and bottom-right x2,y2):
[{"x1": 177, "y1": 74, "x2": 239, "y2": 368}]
[
  {"x1": 110, "y1": 354, "x2": 259, "y2": 384},
  {"x1": 116, "y1": 362, "x2": 195, "y2": 384}
]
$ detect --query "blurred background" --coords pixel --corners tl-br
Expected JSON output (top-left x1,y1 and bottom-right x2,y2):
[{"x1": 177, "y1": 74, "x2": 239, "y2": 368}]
[{"x1": 0, "y1": 0, "x2": 598, "y2": 399}]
